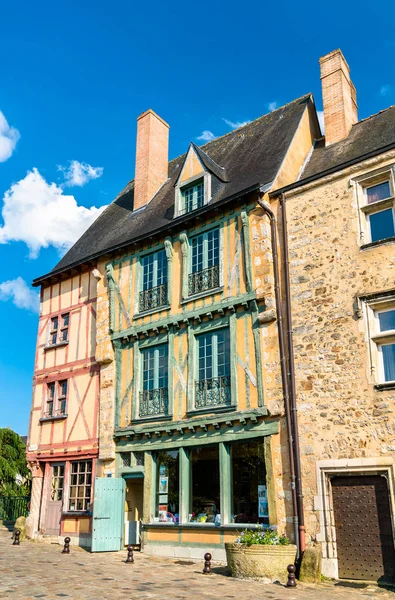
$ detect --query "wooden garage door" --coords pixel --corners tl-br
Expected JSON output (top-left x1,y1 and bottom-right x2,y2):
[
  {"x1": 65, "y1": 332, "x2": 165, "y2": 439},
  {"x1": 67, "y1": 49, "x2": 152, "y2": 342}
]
[{"x1": 332, "y1": 475, "x2": 395, "y2": 581}]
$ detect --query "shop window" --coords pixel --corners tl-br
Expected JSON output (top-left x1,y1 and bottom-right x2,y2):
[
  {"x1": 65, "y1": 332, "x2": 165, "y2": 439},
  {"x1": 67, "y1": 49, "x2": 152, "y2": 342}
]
[
  {"x1": 139, "y1": 249, "x2": 168, "y2": 312},
  {"x1": 156, "y1": 450, "x2": 179, "y2": 522},
  {"x1": 231, "y1": 440, "x2": 268, "y2": 524},
  {"x1": 68, "y1": 460, "x2": 92, "y2": 512},
  {"x1": 189, "y1": 228, "x2": 220, "y2": 295},
  {"x1": 189, "y1": 445, "x2": 220, "y2": 523}
]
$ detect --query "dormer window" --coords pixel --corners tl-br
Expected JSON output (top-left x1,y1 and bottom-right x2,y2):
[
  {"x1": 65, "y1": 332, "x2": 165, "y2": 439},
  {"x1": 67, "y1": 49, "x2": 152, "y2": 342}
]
[{"x1": 180, "y1": 179, "x2": 204, "y2": 215}]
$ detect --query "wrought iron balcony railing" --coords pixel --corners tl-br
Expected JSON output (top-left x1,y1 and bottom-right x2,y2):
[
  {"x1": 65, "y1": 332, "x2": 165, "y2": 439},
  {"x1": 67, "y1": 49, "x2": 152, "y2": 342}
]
[
  {"x1": 139, "y1": 283, "x2": 168, "y2": 312},
  {"x1": 139, "y1": 388, "x2": 169, "y2": 418},
  {"x1": 188, "y1": 265, "x2": 220, "y2": 296},
  {"x1": 195, "y1": 376, "x2": 231, "y2": 409}
]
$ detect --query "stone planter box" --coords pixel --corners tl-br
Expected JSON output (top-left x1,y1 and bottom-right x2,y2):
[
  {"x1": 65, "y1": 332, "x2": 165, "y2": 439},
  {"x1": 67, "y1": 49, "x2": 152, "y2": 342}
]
[{"x1": 225, "y1": 542, "x2": 297, "y2": 583}]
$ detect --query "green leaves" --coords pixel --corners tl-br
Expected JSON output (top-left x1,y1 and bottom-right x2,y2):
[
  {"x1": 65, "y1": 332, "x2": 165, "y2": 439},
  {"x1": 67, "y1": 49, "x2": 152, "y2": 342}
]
[
  {"x1": 0, "y1": 428, "x2": 30, "y2": 497},
  {"x1": 235, "y1": 527, "x2": 290, "y2": 546}
]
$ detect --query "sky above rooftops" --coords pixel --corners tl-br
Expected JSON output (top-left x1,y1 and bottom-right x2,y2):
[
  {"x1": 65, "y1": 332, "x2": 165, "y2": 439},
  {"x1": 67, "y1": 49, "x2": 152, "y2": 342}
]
[{"x1": 1, "y1": 0, "x2": 395, "y2": 433}]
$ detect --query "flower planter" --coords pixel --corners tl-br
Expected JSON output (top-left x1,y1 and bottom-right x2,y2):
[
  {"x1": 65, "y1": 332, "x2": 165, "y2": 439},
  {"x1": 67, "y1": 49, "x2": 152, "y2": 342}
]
[{"x1": 225, "y1": 542, "x2": 297, "y2": 583}]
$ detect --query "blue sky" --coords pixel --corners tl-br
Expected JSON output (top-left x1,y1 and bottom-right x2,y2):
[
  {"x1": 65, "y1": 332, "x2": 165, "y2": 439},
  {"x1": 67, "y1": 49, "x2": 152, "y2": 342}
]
[{"x1": 1, "y1": 0, "x2": 395, "y2": 434}]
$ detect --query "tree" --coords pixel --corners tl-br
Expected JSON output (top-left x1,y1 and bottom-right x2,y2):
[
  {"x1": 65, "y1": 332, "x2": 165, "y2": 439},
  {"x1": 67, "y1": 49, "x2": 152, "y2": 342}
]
[{"x1": 0, "y1": 428, "x2": 30, "y2": 496}]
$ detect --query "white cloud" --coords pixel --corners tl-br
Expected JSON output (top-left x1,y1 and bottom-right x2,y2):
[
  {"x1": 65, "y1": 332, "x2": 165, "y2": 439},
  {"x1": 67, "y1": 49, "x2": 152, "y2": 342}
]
[
  {"x1": 0, "y1": 277, "x2": 39, "y2": 313},
  {"x1": 317, "y1": 110, "x2": 325, "y2": 135},
  {"x1": 58, "y1": 160, "x2": 104, "y2": 187},
  {"x1": 267, "y1": 101, "x2": 278, "y2": 112},
  {"x1": 197, "y1": 130, "x2": 217, "y2": 142},
  {"x1": 0, "y1": 168, "x2": 107, "y2": 258},
  {"x1": 223, "y1": 118, "x2": 251, "y2": 130},
  {"x1": 0, "y1": 111, "x2": 20, "y2": 163},
  {"x1": 379, "y1": 84, "x2": 392, "y2": 97}
]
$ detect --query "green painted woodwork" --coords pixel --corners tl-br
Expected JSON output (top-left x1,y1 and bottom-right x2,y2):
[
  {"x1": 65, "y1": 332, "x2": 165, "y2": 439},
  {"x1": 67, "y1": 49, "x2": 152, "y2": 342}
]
[
  {"x1": 115, "y1": 417, "x2": 278, "y2": 453},
  {"x1": 168, "y1": 328, "x2": 175, "y2": 419},
  {"x1": 132, "y1": 339, "x2": 139, "y2": 422},
  {"x1": 143, "y1": 451, "x2": 155, "y2": 523},
  {"x1": 91, "y1": 477, "x2": 125, "y2": 552},
  {"x1": 114, "y1": 340, "x2": 123, "y2": 427},
  {"x1": 105, "y1": 263, "x2": 116, "y2": 333},
  {"x1": 179, "y1": 446, "x2": 190, "y2": 524},
  {"x1": 250, "y1": 301, "x2": 265, "y2": 408},
  {"x1": 219, "y1": 442, "x2": 231, "y2": 524},
  {"x1": 164, "y1": 237, "x2": 173, "y2": 306},
  {"x1": 240, "y1": 210, "x2": 253, "y2": 293},
  {"x1": 179, "y1": 232, "x2": 189, "y2": 300}
]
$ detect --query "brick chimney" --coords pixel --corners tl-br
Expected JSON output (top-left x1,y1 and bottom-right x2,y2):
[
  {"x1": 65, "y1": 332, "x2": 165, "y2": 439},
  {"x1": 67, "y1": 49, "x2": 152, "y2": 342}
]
[
  {"x1": 319, "y1": 49, "x2": 358, "y2": 145},
  {"x1": 134, "y1": 109, "x2": 169, "y2": 210}
]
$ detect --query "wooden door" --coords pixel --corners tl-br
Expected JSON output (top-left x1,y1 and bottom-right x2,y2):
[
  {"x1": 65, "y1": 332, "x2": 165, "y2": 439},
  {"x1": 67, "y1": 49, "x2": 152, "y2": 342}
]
[
  {"x1": 332, "y1": 475, "x2": 395, "y2": 581},
  {"x1": 45, "y1": 463, "x2": 65, "y2": 535},
  {"x1": 91, "y1": 477, "x2": 125, "y2": 552}
]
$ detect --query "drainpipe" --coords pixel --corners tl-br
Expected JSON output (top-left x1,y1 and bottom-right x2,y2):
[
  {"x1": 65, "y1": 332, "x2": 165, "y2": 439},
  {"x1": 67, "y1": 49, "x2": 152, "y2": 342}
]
[
  {"x1": 279, "y1": 192, "x2": 306, "y2": 554},
  {"x1": 256, "y1": 194, "x2": 300, "y2": 558}
]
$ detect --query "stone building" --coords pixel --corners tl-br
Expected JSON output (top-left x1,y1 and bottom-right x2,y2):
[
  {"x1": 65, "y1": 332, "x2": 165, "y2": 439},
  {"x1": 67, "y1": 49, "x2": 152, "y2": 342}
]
[{"x1": 271, "y1": 49, "x2": 395, "y2": 581}]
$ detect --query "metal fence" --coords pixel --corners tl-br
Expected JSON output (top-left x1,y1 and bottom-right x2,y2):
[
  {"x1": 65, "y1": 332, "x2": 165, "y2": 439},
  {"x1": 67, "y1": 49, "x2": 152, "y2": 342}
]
[{"x1": 0, "y1": 496, "x2": 30, "y2": 521}]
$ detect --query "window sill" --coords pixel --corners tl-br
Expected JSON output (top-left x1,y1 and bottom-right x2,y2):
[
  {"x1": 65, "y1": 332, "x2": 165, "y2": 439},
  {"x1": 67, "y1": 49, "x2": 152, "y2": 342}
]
[
  {"x1": 181, "y1": 287, "x2": 223, "y2": 304},
  {"x1": 374, "y1": 381, "x2": 395, "y2": 391},
  {"x1": 39, "y1": 414, "x2": 68, "y2": 423},
  {"x1": 360, "y1": 236, "x2": 395, "y2": 251},
  {"x1": 186, "y1": 405, "x2": 237, "y2": 418},
  {"x1": 130, "y1": 414, "x2": 173, "y2": 425},
  {"x1": 133, "y1": 305, "x2": 171, "y2": 320},
  {"x1": 44, "y1": 341, "x2": 69, "y2": 351}
]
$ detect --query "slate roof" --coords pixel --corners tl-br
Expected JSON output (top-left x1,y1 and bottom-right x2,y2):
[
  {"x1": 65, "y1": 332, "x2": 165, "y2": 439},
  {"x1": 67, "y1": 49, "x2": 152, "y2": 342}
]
[
  {"x1": 33, "y1": 93, "x2": 312, "y2": 285},
  {"x1": 273, "y1": 105, "x2": 395, "y2": 195}
]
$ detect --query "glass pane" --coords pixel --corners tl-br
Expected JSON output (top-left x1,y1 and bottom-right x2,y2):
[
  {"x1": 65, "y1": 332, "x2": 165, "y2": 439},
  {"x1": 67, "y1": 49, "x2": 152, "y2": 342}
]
[
  {"x1": 367, "y1": 181, "x2": 391, "y2": 204},
  {"x1": 142, "y1": 253, "x2": 155, "y2": 291},
  {"x1": 59, "y1": 381, "x2": 68, "y2": 397},
  {"x1": 369, "y1": 209, "x2": 395, "y2": 242},
  {"x1": 72, "y1": 463, "x2": 78, "y2": 474},
  {"x1": 191, "y1": 235, "x2": 204, "y2": 273},
  {"x1": 78, "y1": 462, "x2": 86, "y2": 472},
  {"x1": 62, "y1": 314, "x2": 70, "y2": 327},
  {"x1": 56, "y1": 490, "x2": 63, "y2": 501},
  {"x1": 86, "y1": 461, "x2": 92, "y2": 473},
  {"x1": 59, "y1": 465, "x2": 64, "y2": 476},
  {"x1": 48, "y1": 383, "x2": 55, "y2": 400},
  {"x1": 51, "y1": 317, "x2": 58, "y2": 330},
  {"x1": 156, "y1": 450, "x2": 179, "y2": 522},
  {"x1": 71, "y1": 475, "x2": 77, "y2": 486},
  {"x1": 207, "y1": 229, "x2": 220, "y2": 267},
  {"x1": 76, "y1": 499, "x2": 83, "y2": 510},
  {"x1": 378, "y1": 310, "x2": 395, "y2": 332},
  {"x1": 231, "y1": 440, "x2": 268, "y2": 525},
  {"x1": 190, "y1": 445, "x2": 220, "y2": 523},
  {"x1": 69, "y1": 486, "x2": 76, "y2": 498},
  {"x1": 51, "y1": 333, "x2": 57, "y2": 345},
  {"x1": 78, "y1": 474, "x2": 85, "y2": 485},
  {"x1": 60, "y1": 329, "x2": 68, "y2": 342},
  {"x1": 382, "y1": 344, "x2": 395, "y2": 382}
]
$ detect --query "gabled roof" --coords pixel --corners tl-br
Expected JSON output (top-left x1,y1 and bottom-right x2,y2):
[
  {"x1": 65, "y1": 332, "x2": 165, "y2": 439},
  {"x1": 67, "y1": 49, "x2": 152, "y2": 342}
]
[
  {"x1": 272, "y1": 105, "x2": 395, "y2": 196},
  {"x1": 189, "y1": 143, "x2": 229, "y2": 182},
  {"x1": 33, "y1": 93, "x2": 313, "y2": 285}
]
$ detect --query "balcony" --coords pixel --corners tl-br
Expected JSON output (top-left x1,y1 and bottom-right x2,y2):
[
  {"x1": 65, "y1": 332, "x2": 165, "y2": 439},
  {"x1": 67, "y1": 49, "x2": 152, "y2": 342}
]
[
  {"x1": 139, "y1": 283, "x2": 168, "y2": 313},
  {"x1": 139, "y1": 388, "x2": 169, "y2": 418},
  {"x1": 195, "y1": 376, "x2": 231, "y2": 409},
  {"x1": 188, "y1": 265, "x2": 219, "y2": 296}
]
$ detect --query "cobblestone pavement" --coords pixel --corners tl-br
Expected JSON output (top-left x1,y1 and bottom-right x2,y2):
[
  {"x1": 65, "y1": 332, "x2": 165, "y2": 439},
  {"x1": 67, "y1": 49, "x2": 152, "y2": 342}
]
[{"x1": 0, "y1": 528, "x2": 394, "y2": 600}]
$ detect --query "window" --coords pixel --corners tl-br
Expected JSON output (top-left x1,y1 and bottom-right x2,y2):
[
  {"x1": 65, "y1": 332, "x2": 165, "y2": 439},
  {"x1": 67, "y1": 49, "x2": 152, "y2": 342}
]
[
  {"x1": 48, "y1": 313, "x2": 70, "y2": 346},
  {"x1": 375, "y1": 308, "x2": 395, "y2": 383},
  {"x1": 189, "y1": 445, "x2": 220, "y2": 523},
  {"x1": 139, "y1": 250, "x2": 168, "y2": 312},
  {"x1": 68, "y1": 461, "x2": 92, "y2": 511},
  {"x1": 44, "y1": 380, "x2": 68, "y2": 418},
  {"x1": 50, "y1": 464, "x2": 64, "y2": 501},
  {"x1": 231, "y1": 440, "x2": 268, "y2": 525},
  {"x1": 195, "y1": 329, "x2": 231, "y2": 409},
  {"x1": 359, "y1": 177, "x2": 395, "y2": 244},
  {"x1": 180, "y1": 180, "x2": 204, "y2": 215},
  {"x1": 189, "y1": 228, "x2": 220, "y2": 295},
  {"x1": 156, "y1": 450, "x2": 179, "y2": 522},
  {"x1": 140, "y1": 344, "x2": 168, "y2": 418}
]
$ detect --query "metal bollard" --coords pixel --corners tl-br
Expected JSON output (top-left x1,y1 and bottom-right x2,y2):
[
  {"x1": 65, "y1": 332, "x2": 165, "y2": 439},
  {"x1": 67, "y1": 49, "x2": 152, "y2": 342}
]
[
  {"x1": 125, "y1": 544, "x2": 134, "y2": 563},
  {"x1": 12, "y1": 529, "x2": 20, "y2": 546},
  {"x1": 203, "y1": 552, "x2": 212, "y2": 574},
  {"x1": 286, "y1": 564, "x2": 296, "y2": 587},
  {"x1": 62, "y1": 537, "x2": 71, "y2": 554}
]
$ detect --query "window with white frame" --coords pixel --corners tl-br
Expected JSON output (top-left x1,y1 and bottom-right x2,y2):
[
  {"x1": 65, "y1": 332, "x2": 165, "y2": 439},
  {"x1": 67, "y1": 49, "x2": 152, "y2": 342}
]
[
  {"x1": 139, "y1": 249, "x2": 168, "y2": 312},
  {"x1": 48, "y1": 313, "x2": 70, "y2": 346},
  {"x1": 195, "y1": 328, "x2": 231, "y2": 409},
  {"x1": 357, "y1": 171, "x2": 395, "y2": 245},
  {"x1": 180, "y1": 179, "x2": 204, "y2": 215},
  {"x1": 44, "y1": 380, "x2": 68, "y2": 418},
  {"x1": 189, "y1": 228, "x2": 220, "y2": 296},
  {"x1": 140, "y1": 344, "x2": 169, "y2": 418},
  {"x1": 68, "y1": 460, "x2": 92, "y2": 511},
  {"x1": 374, "y1": 307, "x2": 395, "y2": 383}
]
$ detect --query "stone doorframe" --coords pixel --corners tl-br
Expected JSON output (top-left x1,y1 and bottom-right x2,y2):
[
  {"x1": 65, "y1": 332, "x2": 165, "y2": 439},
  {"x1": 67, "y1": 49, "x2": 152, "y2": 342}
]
[{"x1": 314, "y1": 458, "x2": 395, "y2": 579}]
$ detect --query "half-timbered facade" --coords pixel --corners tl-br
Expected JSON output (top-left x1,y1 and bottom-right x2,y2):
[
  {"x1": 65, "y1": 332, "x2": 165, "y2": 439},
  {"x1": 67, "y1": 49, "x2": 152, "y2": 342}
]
[{"x1": 26, "y1": 271, "x2": 99, "y2": 546}]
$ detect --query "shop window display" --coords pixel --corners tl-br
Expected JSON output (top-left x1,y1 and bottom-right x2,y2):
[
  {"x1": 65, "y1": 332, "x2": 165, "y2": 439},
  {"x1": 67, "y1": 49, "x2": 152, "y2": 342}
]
[
  {"x1": 189, "y1": 445, "x2": 220, "y2": 523},
  {"x1": 231, "y1": 440, "x2": 268, "y2": 524},
  {"x1": 156, "y1": 450, "x2": 179, "y2": 522}
]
